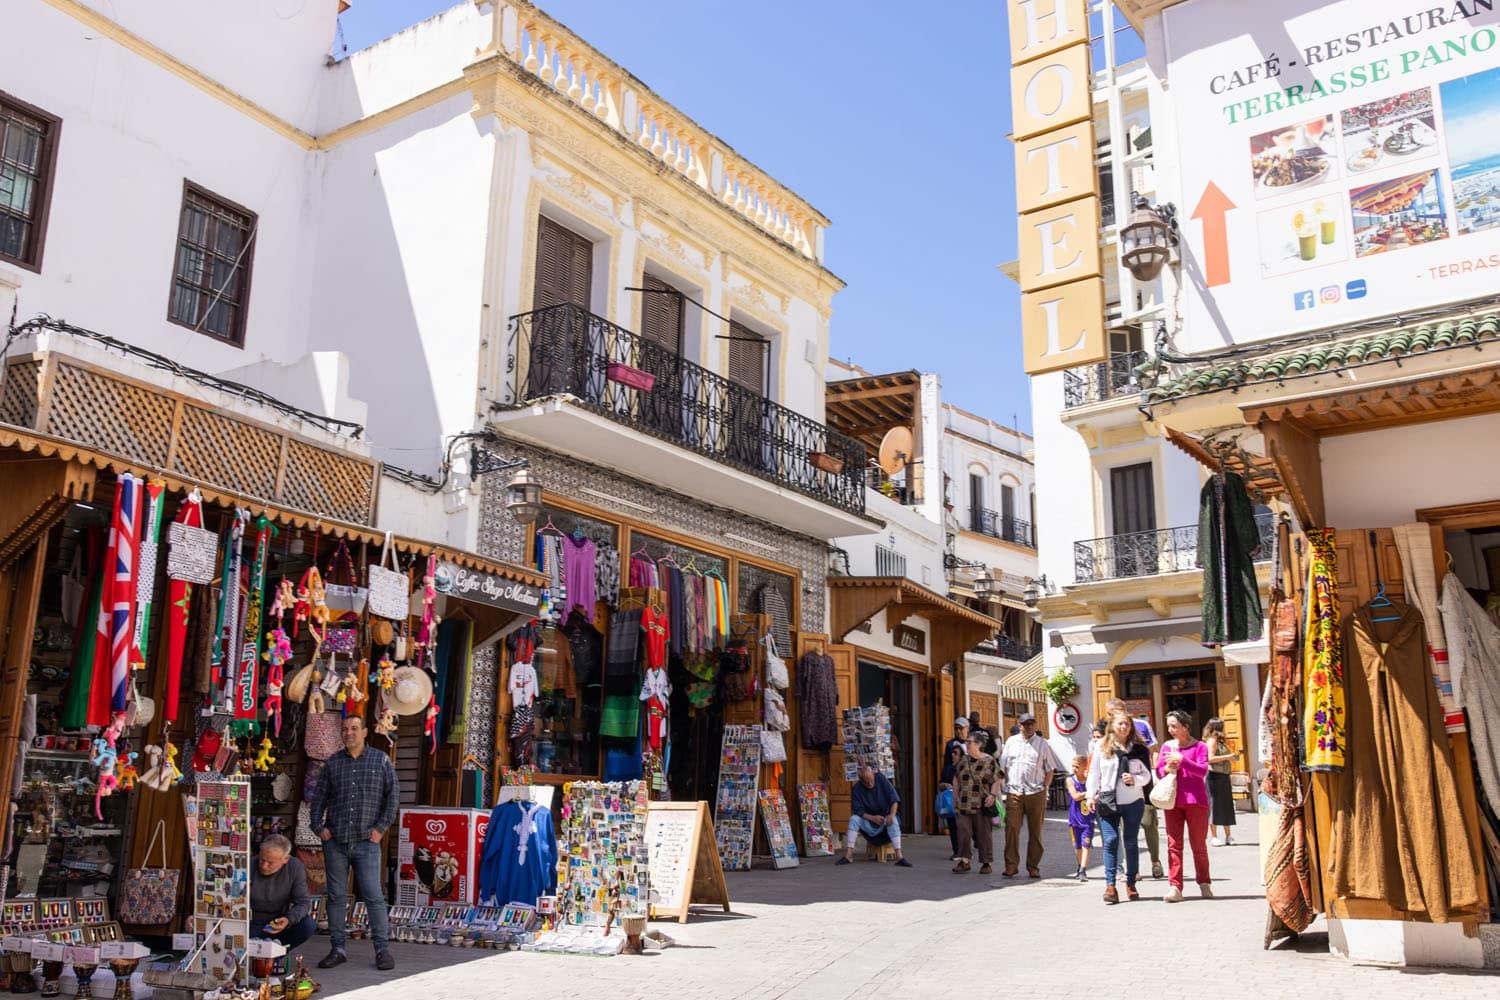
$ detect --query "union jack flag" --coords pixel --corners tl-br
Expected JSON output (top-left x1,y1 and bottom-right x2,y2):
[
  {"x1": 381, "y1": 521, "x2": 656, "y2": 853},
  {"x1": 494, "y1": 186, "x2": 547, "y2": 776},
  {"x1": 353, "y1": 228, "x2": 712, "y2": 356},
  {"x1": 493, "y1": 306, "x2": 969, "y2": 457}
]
[{"x1": 108, "y1": 473, "x2": 143, "y2": 713}]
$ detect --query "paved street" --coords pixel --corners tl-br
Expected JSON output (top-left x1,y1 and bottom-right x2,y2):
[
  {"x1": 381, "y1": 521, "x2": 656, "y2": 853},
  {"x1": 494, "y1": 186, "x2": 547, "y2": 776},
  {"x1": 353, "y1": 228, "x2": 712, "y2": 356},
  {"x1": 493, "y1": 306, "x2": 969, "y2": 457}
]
[{"x1": 307, "y1": 810, "x2": 1497, "y2": 1000}]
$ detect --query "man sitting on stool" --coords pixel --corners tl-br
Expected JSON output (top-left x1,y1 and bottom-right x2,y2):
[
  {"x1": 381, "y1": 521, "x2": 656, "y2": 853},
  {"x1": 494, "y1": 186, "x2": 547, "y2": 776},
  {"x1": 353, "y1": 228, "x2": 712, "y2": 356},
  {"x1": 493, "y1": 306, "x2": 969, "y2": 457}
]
[
  {"x1": 836, "y1": 764, "x2": 914, "y2": 867},
  {"x1": 251, "y1": 834, "x2": 316, "y2": 950}
]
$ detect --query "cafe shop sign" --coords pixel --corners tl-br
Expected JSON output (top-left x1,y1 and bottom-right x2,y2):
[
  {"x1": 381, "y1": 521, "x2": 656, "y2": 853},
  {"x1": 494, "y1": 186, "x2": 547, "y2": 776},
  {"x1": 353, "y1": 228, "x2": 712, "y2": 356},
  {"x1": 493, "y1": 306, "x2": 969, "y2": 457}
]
[
  {"x1": 1162, "y1": 0, "x2": 1500, "y2": 349},
  {"x1": 433, "y1": 561, "x2": 542, "y2": 615}
]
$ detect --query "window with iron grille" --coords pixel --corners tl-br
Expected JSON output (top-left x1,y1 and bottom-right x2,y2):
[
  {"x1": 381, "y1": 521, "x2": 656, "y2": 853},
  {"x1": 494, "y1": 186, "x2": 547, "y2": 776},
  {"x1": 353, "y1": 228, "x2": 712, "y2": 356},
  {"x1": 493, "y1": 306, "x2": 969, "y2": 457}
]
[
  {"x1": 167, "y1": 183, "x2": 257, "y2": 345},
  {"x1": 0, "y1": 92, "x2": 61, "y2": 271}
]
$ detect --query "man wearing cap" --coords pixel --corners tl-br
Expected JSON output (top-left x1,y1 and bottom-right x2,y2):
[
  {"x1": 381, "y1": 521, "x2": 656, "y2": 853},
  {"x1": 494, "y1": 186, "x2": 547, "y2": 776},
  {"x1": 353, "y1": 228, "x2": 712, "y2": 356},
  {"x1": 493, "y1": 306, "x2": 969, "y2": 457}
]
[
  {"x1": 944, "y1": 717, "x2": 970, "y2": 763},
  {"x1": 309, "y1": 715, "x2": 398, "y2": 971},
  {"x1": 999, "y1": 713, "x2": 1062, "y2": 877}
]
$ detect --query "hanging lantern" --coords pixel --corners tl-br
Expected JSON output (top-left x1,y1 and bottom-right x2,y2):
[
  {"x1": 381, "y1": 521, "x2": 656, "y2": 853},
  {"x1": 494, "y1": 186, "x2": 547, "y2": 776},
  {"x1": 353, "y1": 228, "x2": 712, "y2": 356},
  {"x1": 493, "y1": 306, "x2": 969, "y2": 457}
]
[
  {"x1": 504, "y1": 468, "x2": 543, "y2": 525},
  {"x1": 1120, "y1": 195, "x2": 1173, "y2": 282}
]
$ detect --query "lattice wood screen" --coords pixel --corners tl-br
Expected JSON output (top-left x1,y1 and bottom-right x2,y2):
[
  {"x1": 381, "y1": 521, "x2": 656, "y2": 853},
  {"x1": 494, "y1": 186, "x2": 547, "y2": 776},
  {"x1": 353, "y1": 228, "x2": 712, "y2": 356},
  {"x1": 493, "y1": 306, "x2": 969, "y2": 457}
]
[{"x1": 1, "y1": 355, "x2": 378, "y2": 523}]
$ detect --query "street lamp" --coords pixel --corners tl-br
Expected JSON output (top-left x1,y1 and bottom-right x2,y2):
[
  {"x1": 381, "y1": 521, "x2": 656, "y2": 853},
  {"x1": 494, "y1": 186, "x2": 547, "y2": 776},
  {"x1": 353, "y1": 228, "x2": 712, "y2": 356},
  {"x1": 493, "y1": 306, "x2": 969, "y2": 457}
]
[
  {"x1": 974, "y1": 573, "x2": 1001, "y2": 603},
  {"x1": 1120, "y1": 196, "x2": 1176, "y2": 282},
  {"x1": 471, "y1": 444, "x2": 543, "y2": 525},
  {"x1": 1023, "y1": 574, "x2": 1050, "y2": 607}
]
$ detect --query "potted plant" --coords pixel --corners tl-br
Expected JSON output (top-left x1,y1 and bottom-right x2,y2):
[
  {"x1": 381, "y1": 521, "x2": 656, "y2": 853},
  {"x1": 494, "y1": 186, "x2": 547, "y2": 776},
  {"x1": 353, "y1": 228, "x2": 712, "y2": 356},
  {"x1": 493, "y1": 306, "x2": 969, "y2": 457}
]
[
  {"x1": 1042, "y1": 666, "x2": 1080, "y2": 705},
  {"x1": 807, "y1": 451, "x2": 845, "y2": 475}
]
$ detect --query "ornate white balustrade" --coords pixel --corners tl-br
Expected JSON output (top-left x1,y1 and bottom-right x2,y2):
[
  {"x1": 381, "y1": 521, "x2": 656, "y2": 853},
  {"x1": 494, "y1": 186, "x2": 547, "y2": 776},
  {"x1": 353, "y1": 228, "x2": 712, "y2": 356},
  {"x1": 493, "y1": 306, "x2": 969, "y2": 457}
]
[{"x1": 479, "y1": 0, "x2": 826, "y2": 262}]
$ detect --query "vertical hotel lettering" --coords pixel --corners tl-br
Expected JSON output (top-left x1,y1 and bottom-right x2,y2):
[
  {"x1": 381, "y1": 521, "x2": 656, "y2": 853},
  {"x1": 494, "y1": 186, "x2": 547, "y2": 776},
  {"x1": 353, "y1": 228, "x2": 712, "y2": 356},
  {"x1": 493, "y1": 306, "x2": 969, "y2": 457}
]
[{"x1": 1010, "y1": 0, "x2": 1107, "y2": 375}]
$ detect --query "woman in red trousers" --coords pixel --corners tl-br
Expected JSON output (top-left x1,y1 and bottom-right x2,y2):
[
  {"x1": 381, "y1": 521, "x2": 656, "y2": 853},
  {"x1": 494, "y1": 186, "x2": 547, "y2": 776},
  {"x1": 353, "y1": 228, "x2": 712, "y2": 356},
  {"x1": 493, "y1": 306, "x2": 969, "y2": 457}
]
[{"x1": 1156, "y1": 709, "x2": 1212, "y2": 902}]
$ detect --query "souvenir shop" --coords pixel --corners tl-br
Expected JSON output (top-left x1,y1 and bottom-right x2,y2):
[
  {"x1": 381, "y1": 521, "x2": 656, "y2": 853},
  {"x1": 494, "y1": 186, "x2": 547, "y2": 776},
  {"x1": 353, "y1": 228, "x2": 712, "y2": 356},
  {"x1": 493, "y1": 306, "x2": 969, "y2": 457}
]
[
  {"x1": 825, "y1": 576, "x2": 1001, "y2": 835},
  {"x1": 495, "y1": 493, "x2": 806, "y2": 808},
  {"x1": 0, "y1": 422, "x2": 565, "y2": 989},
  {"x1": 1151, "y1": 322, "x2": 1500, "y2": 967}
]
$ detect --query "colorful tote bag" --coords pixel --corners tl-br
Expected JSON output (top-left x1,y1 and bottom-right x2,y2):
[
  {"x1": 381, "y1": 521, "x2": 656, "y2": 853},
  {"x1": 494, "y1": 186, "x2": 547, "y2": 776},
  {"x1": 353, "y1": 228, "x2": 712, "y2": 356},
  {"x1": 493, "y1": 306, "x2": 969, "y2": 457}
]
[{"x1": 118, "y1": 821, "x2": 180, "y2": 926}]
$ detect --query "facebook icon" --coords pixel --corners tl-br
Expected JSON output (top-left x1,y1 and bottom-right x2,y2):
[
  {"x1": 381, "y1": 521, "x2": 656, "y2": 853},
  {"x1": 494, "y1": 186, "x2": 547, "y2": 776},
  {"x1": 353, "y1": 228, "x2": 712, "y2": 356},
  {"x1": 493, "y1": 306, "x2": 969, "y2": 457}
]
[{"x1": 1293, "y1": 290, "x2": 1316, "y2": 311}]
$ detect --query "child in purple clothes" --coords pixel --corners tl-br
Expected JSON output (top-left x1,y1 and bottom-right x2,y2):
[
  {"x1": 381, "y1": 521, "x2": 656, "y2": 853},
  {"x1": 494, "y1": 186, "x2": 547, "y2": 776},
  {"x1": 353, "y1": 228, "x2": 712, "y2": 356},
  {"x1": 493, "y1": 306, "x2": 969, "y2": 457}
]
[{"x1": 1066, "y1": 754, "x2": 1093, "y2": 881}]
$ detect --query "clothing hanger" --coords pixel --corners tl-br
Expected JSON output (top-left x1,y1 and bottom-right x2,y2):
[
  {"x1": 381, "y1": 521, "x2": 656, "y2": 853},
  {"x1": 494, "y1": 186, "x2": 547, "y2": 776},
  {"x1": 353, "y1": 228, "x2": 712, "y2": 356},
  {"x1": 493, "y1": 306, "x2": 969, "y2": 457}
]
[
  {"x1": 1367, "y1": 531, "x2": 1401, "y2": 623},
  {"x1": 681, "y1": 552, "x2": 699, "y2": 574},
  {"x1": 537, "y1": 516, "x2": 564, "y2": 537},
  {"x1": 630, "y1": 543, "x2": 652, "y2": 561}
]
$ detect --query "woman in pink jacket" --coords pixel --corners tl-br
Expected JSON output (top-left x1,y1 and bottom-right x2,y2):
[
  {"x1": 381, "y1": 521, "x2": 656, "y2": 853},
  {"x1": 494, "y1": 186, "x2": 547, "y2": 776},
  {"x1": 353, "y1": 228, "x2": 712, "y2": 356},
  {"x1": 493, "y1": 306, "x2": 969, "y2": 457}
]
[{"x1": 1156, "y1": 709, "x2": 1212, "y2": 902}]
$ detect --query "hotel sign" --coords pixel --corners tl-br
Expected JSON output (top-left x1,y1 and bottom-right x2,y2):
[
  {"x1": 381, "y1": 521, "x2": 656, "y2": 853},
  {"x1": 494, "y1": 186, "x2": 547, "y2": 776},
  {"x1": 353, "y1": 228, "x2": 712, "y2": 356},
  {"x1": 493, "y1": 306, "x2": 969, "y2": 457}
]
[{"x1": 1010, "y1": 0, "x2": 1107, "y2": 376}]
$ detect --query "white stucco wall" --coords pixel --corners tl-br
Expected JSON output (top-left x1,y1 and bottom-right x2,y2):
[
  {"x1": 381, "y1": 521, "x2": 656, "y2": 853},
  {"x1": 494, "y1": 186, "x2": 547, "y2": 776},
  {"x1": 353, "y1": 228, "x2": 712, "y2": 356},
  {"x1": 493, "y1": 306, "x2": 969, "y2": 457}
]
[
  {"x1": 1321, "y1": 412, "x2": 1500, "y2": 527},
  {"x1": 837, "y1": 494, "x2": 945, "y2": 588}
]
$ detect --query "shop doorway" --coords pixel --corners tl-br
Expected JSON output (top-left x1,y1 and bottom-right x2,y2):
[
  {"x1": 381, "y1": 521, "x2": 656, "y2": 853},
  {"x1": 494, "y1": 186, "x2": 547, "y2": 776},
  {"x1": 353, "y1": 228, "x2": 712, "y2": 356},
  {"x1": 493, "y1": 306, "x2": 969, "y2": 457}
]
[
  {"x1": 857, "y1": 660, "x2": 917, "y2": 833},
  {"x1": 1116, "y1": 662, "x2": 1221, "y2": 741}
]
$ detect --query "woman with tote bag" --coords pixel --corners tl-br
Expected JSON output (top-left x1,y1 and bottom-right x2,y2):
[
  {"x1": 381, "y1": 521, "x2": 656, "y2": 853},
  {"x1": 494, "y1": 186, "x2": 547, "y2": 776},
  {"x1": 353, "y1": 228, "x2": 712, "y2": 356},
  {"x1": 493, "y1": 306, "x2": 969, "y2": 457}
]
[
  {"x1": 1086, "y1": 712, "x2": 1151, "y2": 904},
  {"x1": 1155, "y1": 709, "x2": 1213, "y2": 902}
]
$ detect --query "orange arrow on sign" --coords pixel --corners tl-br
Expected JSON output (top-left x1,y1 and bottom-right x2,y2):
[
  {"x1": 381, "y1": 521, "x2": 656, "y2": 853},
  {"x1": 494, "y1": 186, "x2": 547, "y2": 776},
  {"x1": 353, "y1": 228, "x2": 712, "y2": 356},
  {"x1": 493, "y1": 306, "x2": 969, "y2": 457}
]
[{"x1": 1191, "y1": 181, "x2": 1236, "y2": 288}]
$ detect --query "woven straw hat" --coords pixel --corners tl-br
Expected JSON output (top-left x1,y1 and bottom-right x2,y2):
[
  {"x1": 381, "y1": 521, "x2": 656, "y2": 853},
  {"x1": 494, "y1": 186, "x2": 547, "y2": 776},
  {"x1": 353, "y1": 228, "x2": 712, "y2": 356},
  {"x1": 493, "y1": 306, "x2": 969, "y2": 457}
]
[{"x1": 386, "y1": 666, "x2": 433, "y2": 716}]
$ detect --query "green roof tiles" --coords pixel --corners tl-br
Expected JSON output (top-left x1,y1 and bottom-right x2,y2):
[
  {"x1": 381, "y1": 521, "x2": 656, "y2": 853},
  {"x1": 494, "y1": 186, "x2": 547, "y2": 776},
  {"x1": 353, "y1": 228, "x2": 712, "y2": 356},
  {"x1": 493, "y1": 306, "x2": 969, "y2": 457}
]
[{"x1": 1146, "y1": 309, "x2": 1500, "y2": 403}]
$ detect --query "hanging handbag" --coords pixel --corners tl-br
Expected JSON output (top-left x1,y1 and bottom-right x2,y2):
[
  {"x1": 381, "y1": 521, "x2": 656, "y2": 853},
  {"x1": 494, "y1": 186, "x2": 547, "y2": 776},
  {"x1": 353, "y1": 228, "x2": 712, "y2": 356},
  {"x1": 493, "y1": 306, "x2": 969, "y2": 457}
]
[
  {"x1": 367, "y1": 533, "x2": 410, "y2": 621},
  {"x1": 302, "y1": 759, "x2": 325, "y2": 801},
  {"x1": 295, "y1": 802, "x2": 322, "y2": 848},
  {"x1": 1150, "y1": 768, "x2": 1179, "y2": 811},
  {"x1": 60, "y1": 547, "x2": 86, "y2": 628},
  {"x1": 323, "y1": 626, "x2": 359, "y2": 656},
  {"x1": 117, "y1": 821, "x2": 181, "y2": 926},
  {"x1": 296, "y1": 847, "x2": 326, "y2": 896},
  {"x1": 323, "y1": 541, "x2": 368, "y2": 615},
  {"x1": 304, "y1": 712, "x2": 344, "y2": 761},
  {"x1": 759, "y1": 727, "x2": 787, "y2": 763}
]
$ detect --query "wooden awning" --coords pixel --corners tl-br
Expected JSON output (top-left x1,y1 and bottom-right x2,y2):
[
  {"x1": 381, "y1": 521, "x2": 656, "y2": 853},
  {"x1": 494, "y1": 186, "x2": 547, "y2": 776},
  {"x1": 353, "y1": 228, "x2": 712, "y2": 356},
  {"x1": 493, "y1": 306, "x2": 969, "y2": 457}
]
[
  {"x1": 828, "y1": 575, "x2": 1001, "y2": 672},
  {"x1": 1164, "y1": 427, "x2": 1284, "y2": 499},
  {"x1": 0, "y1": 423, "x2": 544, "y2": 589},
  {"x1": 1241, "y1": 363, "x2": 1500, "y2": 435},
  {"x1": 824, "y1": 371, "x2": 921, "y2": 457}
]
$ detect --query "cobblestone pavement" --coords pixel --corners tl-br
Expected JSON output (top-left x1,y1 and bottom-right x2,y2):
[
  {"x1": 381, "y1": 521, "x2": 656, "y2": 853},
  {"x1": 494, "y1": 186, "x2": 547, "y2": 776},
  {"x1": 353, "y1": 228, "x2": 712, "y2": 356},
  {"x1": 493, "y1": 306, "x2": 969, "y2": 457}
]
[{"x1": 307, "y1": 811, "x2": 1497, "y2": 1000}]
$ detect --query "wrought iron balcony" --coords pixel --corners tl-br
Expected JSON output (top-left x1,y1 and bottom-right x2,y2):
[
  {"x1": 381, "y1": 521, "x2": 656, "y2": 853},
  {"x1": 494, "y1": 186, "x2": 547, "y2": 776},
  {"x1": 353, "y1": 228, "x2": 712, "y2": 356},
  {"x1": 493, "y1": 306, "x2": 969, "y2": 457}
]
[
  {"x1": 1064, "y1": 350, "x2": 1147, "y2": 409},
  {"x1": 1073, "y1": 511, "x2": 1276, "y2": 584},
  {"x1": 502, "y1": 303, "x2": 865, "y2": 515},
  {"x1": 971, "y1": 508, "x2": 1035, "y2": 548},
  {"x1": 994, "y1": 634, "x2": 1042, "y2": 662}
]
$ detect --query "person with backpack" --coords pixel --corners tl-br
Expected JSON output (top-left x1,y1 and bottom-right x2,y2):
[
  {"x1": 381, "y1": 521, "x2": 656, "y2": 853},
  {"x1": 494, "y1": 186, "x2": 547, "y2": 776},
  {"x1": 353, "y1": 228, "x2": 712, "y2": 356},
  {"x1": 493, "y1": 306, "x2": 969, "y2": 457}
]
[
  {"x1": 936, "y1": 743, "x2": 961, "y2": 861},
  {"x1": 1087, "y1": 711, "x2": 1151, "y2": 903}
]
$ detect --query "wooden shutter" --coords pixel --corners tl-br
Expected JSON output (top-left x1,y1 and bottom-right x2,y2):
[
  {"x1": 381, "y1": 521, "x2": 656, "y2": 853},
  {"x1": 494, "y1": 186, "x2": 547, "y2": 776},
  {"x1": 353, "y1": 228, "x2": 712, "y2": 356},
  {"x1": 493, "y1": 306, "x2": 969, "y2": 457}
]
[
  {"x1": 726, "y1": 320, "x2": 766, "y2": 393},
  {"x1": 826, "y1": 643, "x2": 857, "y2": 836},
  {"x1": 533, "y1": 215, "x2": 592, "y2": 310},
  {"x1": 1214, "y1": 662, "x2": 1246, "y2": 776},
  {"x1": 1001, "y1": 484, "x2": 1016, "y2": 522},
  {"x1": 640, "y1": 274, "x2": 684, "y2": 353},
  {"x1": 1092, "y1": 668, "x2": 1115, "y2": 724},
  {"x1": 1110, "y1": 462, "x2": 1156, "y2": 534}
]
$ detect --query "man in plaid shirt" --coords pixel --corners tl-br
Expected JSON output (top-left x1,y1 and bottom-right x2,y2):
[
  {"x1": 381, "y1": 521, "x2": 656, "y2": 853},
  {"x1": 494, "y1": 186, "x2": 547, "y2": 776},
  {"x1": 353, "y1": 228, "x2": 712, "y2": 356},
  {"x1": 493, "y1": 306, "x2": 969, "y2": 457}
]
[{"x1": 309, "y1": 715, "x2": 398, "y2": 971}]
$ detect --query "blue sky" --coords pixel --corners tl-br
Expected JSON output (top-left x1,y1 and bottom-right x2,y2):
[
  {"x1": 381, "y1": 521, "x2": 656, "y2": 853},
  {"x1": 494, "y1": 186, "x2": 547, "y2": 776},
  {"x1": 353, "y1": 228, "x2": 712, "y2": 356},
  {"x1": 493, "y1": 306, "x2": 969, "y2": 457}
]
[{"x1": 340, "y1": 0, "x2": 1030, "y2": 429}]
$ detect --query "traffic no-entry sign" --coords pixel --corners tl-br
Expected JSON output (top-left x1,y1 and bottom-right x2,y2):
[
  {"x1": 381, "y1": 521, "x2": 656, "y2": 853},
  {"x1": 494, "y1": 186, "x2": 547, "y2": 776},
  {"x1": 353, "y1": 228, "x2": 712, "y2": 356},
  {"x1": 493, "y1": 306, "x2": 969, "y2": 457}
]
[{"x1": 1053, "y1": 702, "x2": 1082, "y2": 736}]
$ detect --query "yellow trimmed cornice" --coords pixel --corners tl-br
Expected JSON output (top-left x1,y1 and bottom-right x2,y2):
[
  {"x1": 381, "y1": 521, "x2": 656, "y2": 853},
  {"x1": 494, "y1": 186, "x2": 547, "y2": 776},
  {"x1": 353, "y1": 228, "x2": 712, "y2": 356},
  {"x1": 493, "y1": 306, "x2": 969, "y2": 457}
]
[
  {"x1": 41, "y1": 0, "x2": 317, "y2": 148},
  {"x1": 40, "y1": 0, "x2": 468, "y2": 154}
]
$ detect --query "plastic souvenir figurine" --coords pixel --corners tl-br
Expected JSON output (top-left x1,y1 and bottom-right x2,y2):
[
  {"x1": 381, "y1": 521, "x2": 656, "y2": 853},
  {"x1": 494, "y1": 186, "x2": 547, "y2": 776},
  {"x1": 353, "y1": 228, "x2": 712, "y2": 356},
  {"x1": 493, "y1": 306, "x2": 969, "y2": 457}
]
[
  {"x1": 374, "y1": 704, "x2": 398, "y2": 738},
  {"x1": 376, "y1": 656, "x2": 396, "y2": 690},
  {"x1": 163, "y1": 739, "x2": 185, "y2": 784},
  {"x1": 262, "y1": 628, "x2": 292, "y2": 735},
  {"x1": 253, "y1": 736, "x2": 276, "y2": 772},
  {"x1": 424, "y1": 696, "x2": 440, "y2": 754},
  {"x1": 117, "y1": 752, "x2": 140, "y2": 791},
  {"x1": 306, "y1": 666, "x2": 326, "y2": 715},
  {"x1": 268, "y1": 578, "x2": 295, "y2": 624}
]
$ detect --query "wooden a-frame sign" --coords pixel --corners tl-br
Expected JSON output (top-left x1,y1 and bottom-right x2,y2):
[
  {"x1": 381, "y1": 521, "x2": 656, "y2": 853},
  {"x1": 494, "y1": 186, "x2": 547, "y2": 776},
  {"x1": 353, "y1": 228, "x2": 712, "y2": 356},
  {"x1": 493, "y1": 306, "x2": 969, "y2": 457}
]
[{"x1": 645, "y1": 801, "x2": 731, "y2": 924}]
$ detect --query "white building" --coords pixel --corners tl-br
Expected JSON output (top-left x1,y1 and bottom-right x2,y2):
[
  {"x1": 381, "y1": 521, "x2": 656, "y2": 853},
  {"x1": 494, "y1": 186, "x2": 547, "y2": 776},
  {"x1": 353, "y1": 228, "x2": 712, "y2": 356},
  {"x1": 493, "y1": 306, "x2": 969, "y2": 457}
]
[
  {"x1": 1010, "y1": 0, "x2": 1267, "y2": 771},
  {"x1": 824, "y1": 357, "x2": 1043, "y2": 753}
]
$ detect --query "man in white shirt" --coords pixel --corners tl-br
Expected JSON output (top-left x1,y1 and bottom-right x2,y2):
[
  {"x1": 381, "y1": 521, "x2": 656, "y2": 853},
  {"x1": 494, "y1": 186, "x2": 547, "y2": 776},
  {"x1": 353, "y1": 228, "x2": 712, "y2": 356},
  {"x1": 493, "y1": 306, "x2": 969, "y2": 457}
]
[{"x1": 999, "y1": 713, "x2": 1062, "y2": 877}]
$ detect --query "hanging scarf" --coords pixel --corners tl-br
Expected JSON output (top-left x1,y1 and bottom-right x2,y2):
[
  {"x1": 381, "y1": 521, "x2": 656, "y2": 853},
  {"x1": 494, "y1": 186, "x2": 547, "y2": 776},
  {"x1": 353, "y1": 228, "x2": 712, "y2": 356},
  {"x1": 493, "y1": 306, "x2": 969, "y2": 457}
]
[
  {"x1": 163, "y1": 491, "x2": 203, "y2": 722},
  {"x1": 212, "y1": 510, "x2": 250, "y2": 710},
  {"x1": 130, "y1": 481, "x2": 166, "y2": 670},
  {"x1": 234, "y1": 516, "x2": 275, "y2": 731},
  {"x1": 62, "y1": 528, "x2": 105, "y2": 730},
  {"x1": 1302, "y1": 527, "x2": 1345, "y2": 772}
]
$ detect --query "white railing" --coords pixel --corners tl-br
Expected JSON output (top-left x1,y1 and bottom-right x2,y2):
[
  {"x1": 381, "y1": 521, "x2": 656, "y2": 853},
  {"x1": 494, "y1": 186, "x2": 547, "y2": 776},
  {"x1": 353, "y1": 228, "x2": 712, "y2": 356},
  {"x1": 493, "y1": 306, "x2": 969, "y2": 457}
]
[{"x1": 482, "y1": 1, "x2": 826, "y2": 262}]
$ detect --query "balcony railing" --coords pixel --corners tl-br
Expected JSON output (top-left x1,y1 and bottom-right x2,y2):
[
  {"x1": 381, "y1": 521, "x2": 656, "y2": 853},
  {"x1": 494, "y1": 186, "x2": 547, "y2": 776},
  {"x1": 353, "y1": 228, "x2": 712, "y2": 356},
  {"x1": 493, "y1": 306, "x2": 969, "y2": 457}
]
[
  {"x1": 875, "y1": 545, "x2": 907, "y2": 578},
  {"x1": 972, "y1": 508, "x2": 1035, "y2": 548},
  {"x1": 865, "y1": 464, "x2": 921, "y2": 506},
  {"x1": 502, "y1": 303, "x2": 866, "y2": 515},
  {"x1": 1073, "y1": 511, "x2": 1276, "y2": 584},
  {"x1": 1064, "y1": 351, "x2": 1147, "y2": 409},
  {"x1": 995, "y1": 634, "x2": 1042, "y2": 662}
]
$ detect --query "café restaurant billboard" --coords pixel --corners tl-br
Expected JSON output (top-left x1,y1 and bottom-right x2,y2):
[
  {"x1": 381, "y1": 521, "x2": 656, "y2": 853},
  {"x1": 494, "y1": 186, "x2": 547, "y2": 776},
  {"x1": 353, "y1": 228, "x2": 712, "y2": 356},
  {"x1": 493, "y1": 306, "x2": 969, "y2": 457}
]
[{"x1": 1164, "y1": 0, "x2": 1500, "y2": 346}]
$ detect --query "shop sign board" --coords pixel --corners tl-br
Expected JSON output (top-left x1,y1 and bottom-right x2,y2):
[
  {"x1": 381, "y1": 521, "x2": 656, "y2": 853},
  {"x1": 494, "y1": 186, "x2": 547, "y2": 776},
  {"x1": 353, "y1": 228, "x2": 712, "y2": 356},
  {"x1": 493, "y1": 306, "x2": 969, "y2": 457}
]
[
  {"x1": 1009, "y1": 0, "x2": 1107, "y2": 376},
  {"x1": 433, "y1": 561, "x2": 542, "y2": 616},
  {"x1": 1164, "y1": 0, "x2": 1500, "y2": 348},
  {"x1": 892, "y1": 623, "x2": 927, "y2": 657}
]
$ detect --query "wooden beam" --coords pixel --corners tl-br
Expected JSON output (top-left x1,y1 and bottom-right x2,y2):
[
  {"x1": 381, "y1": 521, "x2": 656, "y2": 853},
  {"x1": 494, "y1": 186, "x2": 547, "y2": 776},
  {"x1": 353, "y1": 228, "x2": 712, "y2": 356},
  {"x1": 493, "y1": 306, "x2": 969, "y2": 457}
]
[
  {"x1": 0, "y1": 454, "x2": 95, "y2": 566},
  {"x1": 828, "y1": 583, "x2": 901, "y2": 641},
  {"x1": 1259, "y1": 416, "x2": 1326, "y2": 528},
  {"x1": 825, "y1": 383, "x2": 919, "y2": 405}
]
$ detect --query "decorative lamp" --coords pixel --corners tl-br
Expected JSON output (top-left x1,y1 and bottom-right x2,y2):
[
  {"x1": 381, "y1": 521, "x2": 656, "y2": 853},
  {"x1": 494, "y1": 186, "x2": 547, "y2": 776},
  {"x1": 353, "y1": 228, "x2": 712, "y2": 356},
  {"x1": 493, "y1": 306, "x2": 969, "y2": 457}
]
[
  {"x1": 1120, "y1": 196, "x2": 1174, "y2": 282},
  {"x1": 503, "y1": 468, "x2": 543, "y2": 526}
]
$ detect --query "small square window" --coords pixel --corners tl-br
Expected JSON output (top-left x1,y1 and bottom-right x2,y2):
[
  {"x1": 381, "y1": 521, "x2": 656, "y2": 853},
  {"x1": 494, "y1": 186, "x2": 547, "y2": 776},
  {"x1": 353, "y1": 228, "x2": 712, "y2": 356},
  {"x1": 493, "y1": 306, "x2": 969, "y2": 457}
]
[
  {"x1": 0, "y1": 91, "x2": 62, "y2": 272},
  {"x1": 167, "y1": 182, "x2": 256, "y2": 346}
]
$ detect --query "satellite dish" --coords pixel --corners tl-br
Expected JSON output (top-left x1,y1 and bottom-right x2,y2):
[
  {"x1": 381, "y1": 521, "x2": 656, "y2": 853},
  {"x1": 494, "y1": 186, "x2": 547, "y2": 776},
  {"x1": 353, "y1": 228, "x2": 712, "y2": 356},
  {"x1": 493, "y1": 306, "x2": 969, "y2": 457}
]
[{"x1": 877, "y1": 426, "x2": 913, "y2": 477}]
